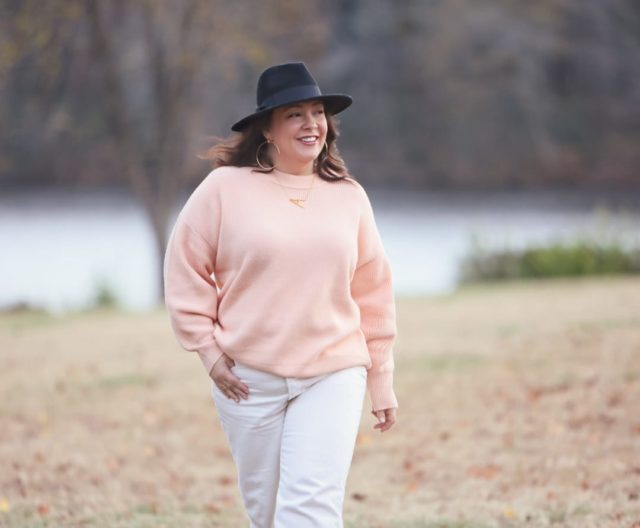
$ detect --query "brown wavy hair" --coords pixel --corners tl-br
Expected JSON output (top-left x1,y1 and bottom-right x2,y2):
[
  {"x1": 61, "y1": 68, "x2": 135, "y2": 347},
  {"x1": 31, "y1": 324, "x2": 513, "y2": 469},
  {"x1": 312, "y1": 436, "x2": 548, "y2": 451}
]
[{"x1": 198, "y1": 108, "x2": 354, "y2": 184}]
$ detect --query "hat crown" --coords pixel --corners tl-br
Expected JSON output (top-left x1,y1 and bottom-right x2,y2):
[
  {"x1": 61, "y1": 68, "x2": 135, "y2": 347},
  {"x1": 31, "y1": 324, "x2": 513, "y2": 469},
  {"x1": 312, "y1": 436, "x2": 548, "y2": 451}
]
[{"x1": 256, "y1": 62, "x2": 319, "y2": 111}]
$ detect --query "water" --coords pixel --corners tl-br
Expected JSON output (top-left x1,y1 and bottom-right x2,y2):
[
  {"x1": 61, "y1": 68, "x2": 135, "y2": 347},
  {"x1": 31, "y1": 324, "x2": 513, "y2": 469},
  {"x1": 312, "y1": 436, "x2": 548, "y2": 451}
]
[{"x1": 1, "y1": 186, "x2": 639, "y2": 313}]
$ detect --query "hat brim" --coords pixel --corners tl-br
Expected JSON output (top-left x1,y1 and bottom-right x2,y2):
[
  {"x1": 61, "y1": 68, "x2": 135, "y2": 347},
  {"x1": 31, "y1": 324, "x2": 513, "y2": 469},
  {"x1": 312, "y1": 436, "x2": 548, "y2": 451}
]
[{"x1": 231, "y1": 94, "x2": 352, "y2": 132}]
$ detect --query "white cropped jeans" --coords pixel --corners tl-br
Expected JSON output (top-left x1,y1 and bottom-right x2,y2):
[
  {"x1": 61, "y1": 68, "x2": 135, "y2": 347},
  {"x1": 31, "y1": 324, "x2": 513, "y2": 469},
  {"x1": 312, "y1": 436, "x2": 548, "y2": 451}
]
[{"x1": 210, "y1": 361, "x2": 367, "y2": 528}]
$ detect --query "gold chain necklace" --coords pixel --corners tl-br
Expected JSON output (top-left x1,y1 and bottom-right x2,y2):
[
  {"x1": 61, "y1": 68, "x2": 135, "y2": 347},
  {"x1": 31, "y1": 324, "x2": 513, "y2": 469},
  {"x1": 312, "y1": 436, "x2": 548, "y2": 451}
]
[{"x1": 272, "y1": 169, "x2": 316, "y2": 208}]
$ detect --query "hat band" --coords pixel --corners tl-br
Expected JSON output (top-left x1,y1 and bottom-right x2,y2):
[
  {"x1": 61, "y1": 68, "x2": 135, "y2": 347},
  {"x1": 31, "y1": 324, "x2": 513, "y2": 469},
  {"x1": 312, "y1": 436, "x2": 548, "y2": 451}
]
[{"x1": 257, "y1": 84, "x2": 322, "y2": 112}]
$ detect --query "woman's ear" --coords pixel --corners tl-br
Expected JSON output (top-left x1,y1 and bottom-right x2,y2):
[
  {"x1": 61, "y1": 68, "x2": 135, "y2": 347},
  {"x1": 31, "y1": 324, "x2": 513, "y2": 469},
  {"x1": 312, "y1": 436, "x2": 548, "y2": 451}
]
[{"x1": 261, "y1": 111, "x2": 274, "y2": 140}]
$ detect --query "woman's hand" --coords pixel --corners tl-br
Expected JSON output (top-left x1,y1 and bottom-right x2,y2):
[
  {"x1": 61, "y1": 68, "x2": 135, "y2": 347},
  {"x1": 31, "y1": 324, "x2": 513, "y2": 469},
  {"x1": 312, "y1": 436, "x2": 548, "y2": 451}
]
[
  {"x1": 371, "y1": 407, "x2": 397, "y2": 433},
  {"x1": 210, "y1": 354, "x2": 249, "y2": 403}
]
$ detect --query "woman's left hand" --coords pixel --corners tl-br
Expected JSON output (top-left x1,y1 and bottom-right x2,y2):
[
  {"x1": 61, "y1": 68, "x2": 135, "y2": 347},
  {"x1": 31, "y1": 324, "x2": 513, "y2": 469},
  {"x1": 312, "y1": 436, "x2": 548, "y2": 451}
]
[{"x1": 371, "y1": 407, "x2": 397, "y2": 433}]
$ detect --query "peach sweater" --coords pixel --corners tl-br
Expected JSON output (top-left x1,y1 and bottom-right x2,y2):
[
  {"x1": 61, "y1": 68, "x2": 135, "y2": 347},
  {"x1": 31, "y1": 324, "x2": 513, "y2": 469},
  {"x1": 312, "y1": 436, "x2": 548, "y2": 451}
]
[{"x1": 163, "y1": 165, "x2": 397, "y2": 411}]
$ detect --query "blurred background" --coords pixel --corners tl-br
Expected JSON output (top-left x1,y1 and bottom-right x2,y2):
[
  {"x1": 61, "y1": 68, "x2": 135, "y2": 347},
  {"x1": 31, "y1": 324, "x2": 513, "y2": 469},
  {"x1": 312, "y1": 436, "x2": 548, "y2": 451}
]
[
  {"x1": 2, "y1": 3, "x2": 640, "y2": 527},
  {"x1": 1, "y1": 0, "x2": 639, "y2": 312}
]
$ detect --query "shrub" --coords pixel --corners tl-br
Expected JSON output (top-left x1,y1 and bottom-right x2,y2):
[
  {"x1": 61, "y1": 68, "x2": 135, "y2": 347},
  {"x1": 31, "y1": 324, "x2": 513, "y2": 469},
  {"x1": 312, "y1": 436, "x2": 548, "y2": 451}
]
[
  {"x1": 459, "y1": 237, "x2": 640, "y2": 283},
  {"x1": 91, "y1": 277, "x2": 119, "y2": 309}
]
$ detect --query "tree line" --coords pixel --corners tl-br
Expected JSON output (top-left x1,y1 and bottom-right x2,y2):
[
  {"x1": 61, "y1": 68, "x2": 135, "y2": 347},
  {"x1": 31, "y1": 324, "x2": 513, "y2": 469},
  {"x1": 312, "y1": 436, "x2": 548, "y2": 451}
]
[
  {"x1": 1, "y1": 0, "x2": 638, "y2": 191},
  {"x1": 1, "y1": 0, "x2": 638, "y2": 294}
]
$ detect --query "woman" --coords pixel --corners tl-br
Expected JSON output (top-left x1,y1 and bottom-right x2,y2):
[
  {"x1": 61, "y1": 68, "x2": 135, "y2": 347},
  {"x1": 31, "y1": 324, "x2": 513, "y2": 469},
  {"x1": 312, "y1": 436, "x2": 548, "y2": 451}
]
[{"x1": 163, "y1": 61, "x2": 397, "y2": 528}]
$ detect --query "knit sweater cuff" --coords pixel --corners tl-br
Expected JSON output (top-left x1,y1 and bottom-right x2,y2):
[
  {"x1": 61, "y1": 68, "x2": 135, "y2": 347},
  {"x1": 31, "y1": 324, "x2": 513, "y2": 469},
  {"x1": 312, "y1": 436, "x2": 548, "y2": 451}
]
[
  {"x1": 367, "y1": 369, "x2": 398, "y2": 412},
  {"x1": 197, "y1": 340, "x2": 225, "y2": 376}
]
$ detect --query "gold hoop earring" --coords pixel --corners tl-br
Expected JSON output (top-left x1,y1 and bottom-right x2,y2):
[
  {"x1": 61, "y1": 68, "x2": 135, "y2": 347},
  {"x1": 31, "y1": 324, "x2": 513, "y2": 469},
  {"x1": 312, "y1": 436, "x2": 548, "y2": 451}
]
[
  {"x1": 271, "y1": 140, "x2": 281, "y2": 155},
  {"x1": 256, "y1": 140, "x2": 280, "y2": 170}
]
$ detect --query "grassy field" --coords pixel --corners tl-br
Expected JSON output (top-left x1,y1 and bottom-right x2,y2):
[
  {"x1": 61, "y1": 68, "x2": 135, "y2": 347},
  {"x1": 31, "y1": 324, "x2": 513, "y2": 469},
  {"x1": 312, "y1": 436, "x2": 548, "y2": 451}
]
[{"x1": 1, "y1": 277, "x2": 639, "y2": 527}]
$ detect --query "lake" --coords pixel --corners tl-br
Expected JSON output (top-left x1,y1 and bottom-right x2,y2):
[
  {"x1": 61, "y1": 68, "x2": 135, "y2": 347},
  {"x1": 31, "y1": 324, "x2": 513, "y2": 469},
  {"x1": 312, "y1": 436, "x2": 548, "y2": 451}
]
[{"x1": 1, "y1": 186, "x2": 639, "y2": 314}]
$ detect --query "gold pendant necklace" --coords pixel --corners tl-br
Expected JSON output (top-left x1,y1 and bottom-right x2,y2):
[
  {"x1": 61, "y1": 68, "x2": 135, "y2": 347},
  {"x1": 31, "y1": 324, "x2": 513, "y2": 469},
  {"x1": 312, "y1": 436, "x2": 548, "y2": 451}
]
[{"x1": 273, "y1": 170, "x2": 316, "y2": 208}]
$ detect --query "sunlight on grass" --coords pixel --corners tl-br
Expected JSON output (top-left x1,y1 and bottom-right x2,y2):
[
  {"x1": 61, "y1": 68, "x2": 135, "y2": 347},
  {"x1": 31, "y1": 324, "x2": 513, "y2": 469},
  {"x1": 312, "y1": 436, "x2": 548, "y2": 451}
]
[
  {"x1": 403, "y1": 353, "x2": 488, "y2": 373},
  {"x1": 2, "y1": 277, "x2": 639, "y2": 527},
  {"x1": 95, "y1": 372, "x2": 157, "y2": 390}
]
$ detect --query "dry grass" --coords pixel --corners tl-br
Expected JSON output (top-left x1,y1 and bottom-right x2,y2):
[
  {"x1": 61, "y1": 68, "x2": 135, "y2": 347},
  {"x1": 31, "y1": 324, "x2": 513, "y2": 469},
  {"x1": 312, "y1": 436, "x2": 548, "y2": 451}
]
[{"x1": 1, "y1": 276, "x2": 640, "y2": 527}]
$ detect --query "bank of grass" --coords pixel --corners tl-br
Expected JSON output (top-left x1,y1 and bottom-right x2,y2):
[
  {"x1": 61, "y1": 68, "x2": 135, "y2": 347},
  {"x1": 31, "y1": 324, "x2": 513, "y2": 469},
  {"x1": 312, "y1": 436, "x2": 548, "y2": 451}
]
[
  {"x1": 346, "y1": 520, "x2": 495, "y2": 528},
  {"x1": 0, "y1": 271, "x2": 123, "y2": 332},
  {"x1": 459, "y1": 235, "x2": 640, "y2": 283},
  {"x1": 1, "y1": 277, "x2": 640, "y2": 527}
]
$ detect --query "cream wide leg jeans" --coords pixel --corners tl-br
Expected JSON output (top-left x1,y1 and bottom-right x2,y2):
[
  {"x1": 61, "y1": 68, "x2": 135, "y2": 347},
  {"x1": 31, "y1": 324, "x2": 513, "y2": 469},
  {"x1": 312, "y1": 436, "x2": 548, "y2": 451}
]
[{"x1": 210, "y1": 360, "x2": 368, "y2": 528}]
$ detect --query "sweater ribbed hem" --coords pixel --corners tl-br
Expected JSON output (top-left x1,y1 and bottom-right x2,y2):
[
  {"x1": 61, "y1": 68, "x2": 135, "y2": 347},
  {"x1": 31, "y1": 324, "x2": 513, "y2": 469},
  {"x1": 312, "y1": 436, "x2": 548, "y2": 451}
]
[
  {"x1": 197, "y1": 341, "x2": 225, "y2": 376},
  {"x1": 367, "y1": 369, "x2": 398, "y2": 412}
]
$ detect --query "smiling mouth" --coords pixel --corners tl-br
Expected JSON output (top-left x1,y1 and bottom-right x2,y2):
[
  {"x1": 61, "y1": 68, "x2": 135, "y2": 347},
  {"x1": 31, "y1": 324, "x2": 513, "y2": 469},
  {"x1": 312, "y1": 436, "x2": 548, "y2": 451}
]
[{"x1": 298, "y1": 136, "x2": 319, "y2": 145}]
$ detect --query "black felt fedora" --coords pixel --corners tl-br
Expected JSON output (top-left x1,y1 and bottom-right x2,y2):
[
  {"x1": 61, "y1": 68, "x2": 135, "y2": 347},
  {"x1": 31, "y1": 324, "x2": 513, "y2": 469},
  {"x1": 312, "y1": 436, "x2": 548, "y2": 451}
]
[{"x1": 231, "y1": 61, "x2": 352, "y2": 132}]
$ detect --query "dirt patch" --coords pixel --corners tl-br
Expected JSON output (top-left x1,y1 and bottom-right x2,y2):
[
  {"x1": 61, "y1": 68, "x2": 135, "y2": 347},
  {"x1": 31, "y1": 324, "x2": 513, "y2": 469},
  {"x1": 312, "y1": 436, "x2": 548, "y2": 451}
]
[{"x1": 1, "y1": 277, "x2": 639, "y2": 527}]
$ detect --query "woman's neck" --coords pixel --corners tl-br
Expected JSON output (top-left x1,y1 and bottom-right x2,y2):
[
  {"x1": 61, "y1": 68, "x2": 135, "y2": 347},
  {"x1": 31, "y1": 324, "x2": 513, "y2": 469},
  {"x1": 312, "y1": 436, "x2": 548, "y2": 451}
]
[{"x1": 273, "y1": 159, "x2": 315, "y2": 176}]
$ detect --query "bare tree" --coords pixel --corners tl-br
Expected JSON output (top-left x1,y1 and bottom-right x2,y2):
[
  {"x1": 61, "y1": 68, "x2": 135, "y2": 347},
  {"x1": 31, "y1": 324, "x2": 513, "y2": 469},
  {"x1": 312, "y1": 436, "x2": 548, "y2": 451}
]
[
  {"x1": 83, "y1": 1, "x2": 230, "y2": 299},
  {"x1": 82, "y1": 0, "x2": 331, "y2": 302}
]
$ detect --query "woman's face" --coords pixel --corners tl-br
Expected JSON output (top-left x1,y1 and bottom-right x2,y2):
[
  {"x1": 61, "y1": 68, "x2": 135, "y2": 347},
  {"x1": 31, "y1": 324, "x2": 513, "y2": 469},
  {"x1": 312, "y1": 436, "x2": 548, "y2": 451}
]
[{"x1": 264, "y1": 99, "x2": 328, "y2": 174}]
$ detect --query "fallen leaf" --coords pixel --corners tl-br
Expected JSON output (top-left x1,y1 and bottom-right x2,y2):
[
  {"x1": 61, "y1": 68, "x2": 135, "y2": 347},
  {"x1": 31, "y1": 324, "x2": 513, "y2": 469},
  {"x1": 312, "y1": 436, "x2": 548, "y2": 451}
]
[
  {"x1": 467, "y1": 464, "x2": 500, "y2": 480},
  {"x1": 607, "y1": 393, "x2": 622, "y2": 407},
  {"x1": 143, "y1": 410, "x2": 158, "y2": 426},
  {"x1": 406, "y1": 481, "x2": 420, "y2": 492},
  {"x1": 588, "y1": 433, "x2": 602, "y2": 445},
  {"x1": 527, "y1": 388, "x2": 541, "y2": 402},
  {"x1": 106, "y1": 456, "x2": 122, "y2": 472},
  {"x1": 219, "y1": 494, "x2": 235, "y2": 505},
  {"x1": 526, "y1": 382, "x2": 570, "y2": 402},
  {"x1": 218, "y1": 475, "x2": 234, "y2": 486}
]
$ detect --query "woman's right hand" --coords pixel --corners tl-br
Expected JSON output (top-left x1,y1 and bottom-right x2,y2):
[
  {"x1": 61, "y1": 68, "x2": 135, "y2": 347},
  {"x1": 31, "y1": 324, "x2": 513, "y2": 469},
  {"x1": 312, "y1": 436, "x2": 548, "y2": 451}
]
[{"x1": 210, "y1": 354, "x2": 249, "y2": 403}]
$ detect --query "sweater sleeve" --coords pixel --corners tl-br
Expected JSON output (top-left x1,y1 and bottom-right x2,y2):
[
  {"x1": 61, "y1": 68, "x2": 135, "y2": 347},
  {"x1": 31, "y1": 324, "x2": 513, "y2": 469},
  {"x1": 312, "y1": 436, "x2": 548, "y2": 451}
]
[
  {"x1": 163, "y1": 182, "x2": 224, "y2": 377},
  {"x1": 350, "y1": 185, "x2": 398, "y2": 412}
]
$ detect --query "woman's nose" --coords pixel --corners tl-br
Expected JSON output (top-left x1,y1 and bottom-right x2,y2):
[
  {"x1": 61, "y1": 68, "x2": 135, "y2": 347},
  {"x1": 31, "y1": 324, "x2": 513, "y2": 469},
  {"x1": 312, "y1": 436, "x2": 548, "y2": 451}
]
[{"x1": 303, "y1": 112, "x2": 318, "y2": 127}]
